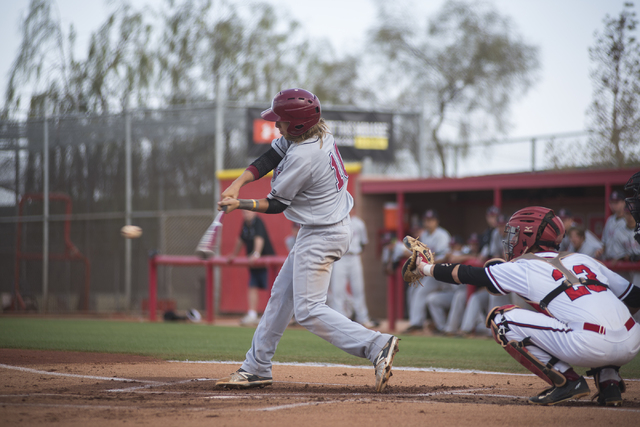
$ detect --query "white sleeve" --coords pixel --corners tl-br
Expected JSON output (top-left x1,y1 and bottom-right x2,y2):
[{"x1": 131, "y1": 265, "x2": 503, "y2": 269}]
[
  {"x1": 485, "y1": 262, "x2": 529, "y2": 296},
  {"x1": 601, "y1": 266, "x2": 634, "y2": 300}
]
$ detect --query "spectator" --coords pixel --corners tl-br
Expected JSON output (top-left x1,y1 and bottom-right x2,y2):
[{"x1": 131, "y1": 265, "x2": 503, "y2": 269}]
[
  {"x1": 558, "y1": 208, "x2": 603, "y2": 257},
  {"x1": 608, "y1": 206, "x2": 640, "y2": 263},
  {"x1": 602, "y1": 191, "x2": 628, "y2": 260},
  {"x1": 228, "y1": 210, "x2": 275, "y2": 326},
  {"x1": 441, "y1": 235, "x2": 481, "y2": 335},
  {"x1": 479, "y1": 206, "x2": 500, "y2": 256},
  {"x1": 404, "y1": 209, "x2": 452, "y2": 334},
  {"x1": 479, "y1": 213, "x2": 507, "y2": 262},
  {"x1": 568, "y1": 226, "x2": 603, "y2": 258},
  {"x1": 329, "y1": 212, "x2": 376, "y2": 328}
]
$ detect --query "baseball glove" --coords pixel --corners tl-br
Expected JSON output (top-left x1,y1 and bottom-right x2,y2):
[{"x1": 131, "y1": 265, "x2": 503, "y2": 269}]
[{"x1": 401, "y1": 236, "x2": 434, "y2": 286}]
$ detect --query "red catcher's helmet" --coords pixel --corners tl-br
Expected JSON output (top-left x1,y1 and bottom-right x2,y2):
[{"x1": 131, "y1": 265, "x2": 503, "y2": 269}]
[
  {"x1": 503, "y1": 206, "x2": 565, "y2": 261},
  {"x1": 261, "y1": 88, "x2": 321, "y2": 137}
]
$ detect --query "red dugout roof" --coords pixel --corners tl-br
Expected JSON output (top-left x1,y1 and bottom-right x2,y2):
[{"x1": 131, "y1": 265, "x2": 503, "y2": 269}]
[{"x1": 360, "y1": 167, "x2": 636, "y2": 194}]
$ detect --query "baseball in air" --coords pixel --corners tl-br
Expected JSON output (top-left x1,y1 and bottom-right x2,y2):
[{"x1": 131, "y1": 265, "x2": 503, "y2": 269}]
[{"x1": 121, "y1": 225, "x2": 142, "y2": 239}]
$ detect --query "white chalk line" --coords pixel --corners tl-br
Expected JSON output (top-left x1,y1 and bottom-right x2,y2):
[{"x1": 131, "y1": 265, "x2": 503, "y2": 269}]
[
  {"x1": 3, "y1": 362, "x2": 640, "y2": 413},
  {"x1": 0, "y1": 363, "x2": 160, "y2": 384},
  {"x1": 175, "y1": 359, "x2": 640, "y2": 382}
]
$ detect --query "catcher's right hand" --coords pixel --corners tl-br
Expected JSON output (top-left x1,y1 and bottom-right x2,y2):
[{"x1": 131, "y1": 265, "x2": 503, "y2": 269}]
[{"x1": 401, "y1": 236, "x2": 434, "y2": 286}]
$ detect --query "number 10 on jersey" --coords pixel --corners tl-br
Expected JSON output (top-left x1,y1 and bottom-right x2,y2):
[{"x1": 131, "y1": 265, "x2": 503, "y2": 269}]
[{"x1": 329, "y1": 144, "x2": 348, "y2": 191}]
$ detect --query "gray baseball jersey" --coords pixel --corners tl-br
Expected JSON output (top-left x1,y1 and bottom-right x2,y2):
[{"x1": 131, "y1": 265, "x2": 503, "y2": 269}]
[
  {"x1": 480, "y1": 228, "x2": 505, "y2": 259},
  {"x1": 240, "y1": 133, "x2": 392, "y2": 379},
  {"x1": 608, "y1": 224, "x2": 640, "y2": 260},
  {"x1": 573, "y1": 230, "x2": 604, "y2": 258},
  {"x1": 269, "y1": 134, "x2": 353, "y2": 225},
  {"x1": 419, "y1": 227, "x2": 451, "y2": 260},
  {"x1": 602, "y1": 215, "x2": 626, "y2": 259}
]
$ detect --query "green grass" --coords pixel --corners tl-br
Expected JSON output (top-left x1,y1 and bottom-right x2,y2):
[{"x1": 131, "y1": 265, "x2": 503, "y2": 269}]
[{"x1": 1, "y1": 318, "x2": 639, "y2": 378}]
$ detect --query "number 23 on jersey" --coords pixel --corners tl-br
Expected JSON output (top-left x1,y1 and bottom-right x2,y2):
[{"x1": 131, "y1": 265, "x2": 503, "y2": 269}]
[{"x1": 551, "y1": 265, "x2": 607, "y2": 301}]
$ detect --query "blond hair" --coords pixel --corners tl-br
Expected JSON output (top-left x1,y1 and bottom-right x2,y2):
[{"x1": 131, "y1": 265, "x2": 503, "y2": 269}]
[{"x1": 288, "y1": 118, "x2": 330, "y2": 147}]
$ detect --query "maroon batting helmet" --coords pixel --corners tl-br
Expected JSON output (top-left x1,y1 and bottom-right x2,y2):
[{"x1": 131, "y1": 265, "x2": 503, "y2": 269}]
[
  {"x1": 503, "y1": 206, "x2": 565, "y2": 261},
  {"x1": 261, "y1": 88, "x2": 321, "y2": 137}
]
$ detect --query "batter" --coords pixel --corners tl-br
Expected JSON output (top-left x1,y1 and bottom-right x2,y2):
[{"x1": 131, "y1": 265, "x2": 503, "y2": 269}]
[
  {"x1": 406, "y1": 206, "x2": 640, "y2": 406},
  {"x1": 216, "y1": 88, "x2": 399, "y2": 392}
]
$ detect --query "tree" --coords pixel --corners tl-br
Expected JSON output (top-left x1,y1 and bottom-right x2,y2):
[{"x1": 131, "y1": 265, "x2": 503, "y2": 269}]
[
  {"x1": 4, "y1": 0, "x2": 154, "y2": 117},
  {"x1": 586, "y1": 2, "x2": 640, "y2": 167},
  {"x1": 369, "y1": 0, "x2": 539, "y2": 177}
]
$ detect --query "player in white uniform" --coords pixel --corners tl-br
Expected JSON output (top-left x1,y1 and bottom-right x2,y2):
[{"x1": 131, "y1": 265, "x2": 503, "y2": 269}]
[
  {"x1": 408, "y1": 206, "x2": 640, "y2": 406},
  {"x1": 215, "y1": 88, "x2": 399, "y2": 392},
  {"x1": 602, "y1": 191, "x2": 628, "y2": 260},
  {"x1": 404, "y1": 209, "x2": 452, "y2": 333},
  {"x1": 329, "y1": 213, "x2": 375, "y2": 327},
  {"x1": 557, "y1": 208, "x2": 603, "y2": 256}
]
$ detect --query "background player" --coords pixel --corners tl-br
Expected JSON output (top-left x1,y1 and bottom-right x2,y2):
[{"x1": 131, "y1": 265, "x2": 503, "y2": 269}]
[
  {"x1": 329, "y1": 209, "x2": 376, "y2": 328},
  {"x1": 403, "y1": 209, "x2": 452, "y2": 334},
  {"x1": 624, "y1": 171, "x2": 640, "y2": 244},
  {"x1": 404, "y1": 206, "x2": 640, "y2": 406},
  {"x1": 602, "y1": 191, "x2": 628, "y2": 260},
  {"x1": 228, "y1": 210, "x2": 275, "y2": 326},
  {"x1": 215, "y1": 88, "x2": 399, "y2": 392}
]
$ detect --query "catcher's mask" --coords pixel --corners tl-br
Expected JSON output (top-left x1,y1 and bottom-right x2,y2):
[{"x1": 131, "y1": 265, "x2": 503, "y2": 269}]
[
  {"x1": 261, "y1": 88, "x2": 321, "y2": 137},
  {"x1": 625, "y1": 171, "x2": 640, "y2": 223},
  {"x1": 503, "y1": 206, "x2": 564, "y2": 261}
]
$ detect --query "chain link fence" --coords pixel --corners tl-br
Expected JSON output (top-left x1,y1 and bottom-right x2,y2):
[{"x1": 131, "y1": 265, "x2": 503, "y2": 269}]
[{"x1": 0, "y1": 102, "x2": 587, "y2": 314}]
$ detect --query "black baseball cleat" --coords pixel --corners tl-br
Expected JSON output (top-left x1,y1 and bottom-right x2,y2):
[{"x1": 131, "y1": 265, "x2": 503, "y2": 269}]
[
  {"x1": 596, "y1": 381, "x2": 623, "y2": 407},
  {"x1": 528, "y1": 376, "x2": 590, "y2": 406},
  {"x1": 216, "y1": 368, "x2": 273, "y2": 389},
  {"x1": 373, "y1": 336, "x2": 400, "y2": 392}
]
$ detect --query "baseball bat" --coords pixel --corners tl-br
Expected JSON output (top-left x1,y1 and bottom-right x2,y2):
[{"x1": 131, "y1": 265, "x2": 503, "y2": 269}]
[{"x1": 195, "y1": 207, "x2": 227, "y2": 260}]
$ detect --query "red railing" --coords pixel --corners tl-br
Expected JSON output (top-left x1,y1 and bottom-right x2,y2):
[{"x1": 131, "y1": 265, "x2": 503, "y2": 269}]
[{"x1": 148, "y1": 254, "x2": 286, "y2": 323}]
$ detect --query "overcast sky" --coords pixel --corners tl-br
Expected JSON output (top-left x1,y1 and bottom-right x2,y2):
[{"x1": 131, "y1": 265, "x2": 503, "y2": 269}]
[{"x1": 0, "y1": 0, "x2": 635, "y2": 140}]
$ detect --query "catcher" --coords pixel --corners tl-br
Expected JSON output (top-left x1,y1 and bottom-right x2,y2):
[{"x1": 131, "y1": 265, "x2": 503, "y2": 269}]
[{"x1": 402, "y1": 206, "x2": 640, "y2": 406}]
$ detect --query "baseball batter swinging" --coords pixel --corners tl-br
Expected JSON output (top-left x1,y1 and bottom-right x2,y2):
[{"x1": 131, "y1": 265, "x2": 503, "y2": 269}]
[
  {"x1": 216, "y1": 88, "x2": 399, "y2": 392},
  {"x1": 403, "y1": 206, "x2": 640, "y2": 406}
]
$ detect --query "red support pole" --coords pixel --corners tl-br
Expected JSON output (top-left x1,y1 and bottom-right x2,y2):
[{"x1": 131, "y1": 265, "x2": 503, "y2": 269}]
[
  {"x1": 493, "y1": 187, "x2": 502, "y2": 211},
  {"x1": 148, "y1": 255, "x2": 157, "y2": 322},
  {"x1": 206, "y1": 262, "x2": 214, "y2": 324}
]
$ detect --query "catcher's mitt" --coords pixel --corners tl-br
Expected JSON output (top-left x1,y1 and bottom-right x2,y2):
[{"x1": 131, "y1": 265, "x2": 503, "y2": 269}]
[{"x1": 401, "y1": 236, "x2": 434, "y2": 286}]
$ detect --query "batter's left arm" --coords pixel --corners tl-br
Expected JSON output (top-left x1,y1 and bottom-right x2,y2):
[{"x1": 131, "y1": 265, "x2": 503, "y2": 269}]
[{"x1": 220, "y1": 197, "x2": 287, "y2": 214}]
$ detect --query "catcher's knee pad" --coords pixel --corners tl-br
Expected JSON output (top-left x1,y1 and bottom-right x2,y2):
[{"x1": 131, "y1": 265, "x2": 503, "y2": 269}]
[{"x1": 485, "y1": 304, "x2": 518, "y2": 344}]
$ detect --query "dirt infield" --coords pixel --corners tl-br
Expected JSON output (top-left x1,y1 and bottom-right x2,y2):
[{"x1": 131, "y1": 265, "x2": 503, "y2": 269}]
[{"x1": 1, "y1": 349, "x2": 639, "y2": 426}]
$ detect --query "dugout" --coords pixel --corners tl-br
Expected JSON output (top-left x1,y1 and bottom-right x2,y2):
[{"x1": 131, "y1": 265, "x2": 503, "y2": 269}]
[{"x1": 356, "y1": 167, "x2": 637, "y2": 319}]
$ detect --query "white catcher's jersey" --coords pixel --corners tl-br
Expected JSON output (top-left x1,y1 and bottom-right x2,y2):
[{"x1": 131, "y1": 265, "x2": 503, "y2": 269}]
[
  {"x1": 486, "y1": 251, "x2": 633, "y2": 329},
  {"x1": 269, "y1": 134, "x2": 353, "y2": 226}
]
